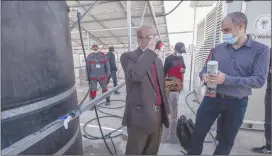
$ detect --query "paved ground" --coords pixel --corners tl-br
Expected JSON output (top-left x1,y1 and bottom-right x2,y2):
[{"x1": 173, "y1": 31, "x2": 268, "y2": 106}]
[{"x1": 75, "y1": 78, "x2": 267, "y2": 155}]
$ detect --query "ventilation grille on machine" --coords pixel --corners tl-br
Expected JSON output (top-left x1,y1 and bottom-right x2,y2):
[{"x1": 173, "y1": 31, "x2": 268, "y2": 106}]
[{"x1": 193, "y1": 1, "x2": 223, "y2": 90}]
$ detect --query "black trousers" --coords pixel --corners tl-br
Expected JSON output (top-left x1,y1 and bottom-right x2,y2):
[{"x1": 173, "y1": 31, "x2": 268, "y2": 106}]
[
  {"x1": 188, "y1": 96, "x2": 248, "y2": 155},
  {"x1": 107, "y1": 71, "x2": 118, "y2": 87},
  {"x1": 217, "y1": 90, "x2": 271, "y2": 148}
]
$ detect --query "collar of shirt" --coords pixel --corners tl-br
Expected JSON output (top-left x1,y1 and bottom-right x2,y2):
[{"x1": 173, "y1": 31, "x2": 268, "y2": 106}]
[{"x1": 140, "y1": 47, "x2": 147, "y2": 52}]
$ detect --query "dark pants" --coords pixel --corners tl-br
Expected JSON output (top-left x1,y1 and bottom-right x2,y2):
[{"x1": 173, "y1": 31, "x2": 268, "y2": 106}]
[
  {"x1": 107, "y1": 71, "x2": 118, "y2": 87},
  {"x1": 188, "y1": 96, "x2": 248, "y2": 155},
  {"x1": 265, "y1": 90, "x2": 271, "y2": 147},
  {"x1": 125, "y1": 109, "x2": 162, "y2": 155},
  {"x1": 217, "y1": 115, "x2": 223, "y2": 137}
]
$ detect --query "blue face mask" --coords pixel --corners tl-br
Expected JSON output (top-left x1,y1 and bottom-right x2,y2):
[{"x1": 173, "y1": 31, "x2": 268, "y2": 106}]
[{"x1": 223, "y1": 34, "x2": 238, "y2": 45}]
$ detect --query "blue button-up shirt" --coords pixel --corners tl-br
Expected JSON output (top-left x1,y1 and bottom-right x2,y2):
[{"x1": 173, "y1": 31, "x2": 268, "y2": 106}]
[{"x1": 199, "y1": 35, "x2": 270, "y2": 98}]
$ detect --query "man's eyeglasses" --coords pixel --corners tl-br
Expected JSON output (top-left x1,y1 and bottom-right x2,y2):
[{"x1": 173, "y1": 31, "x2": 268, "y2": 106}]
[{"x1": 140, "y1": 34, "x2": 158, "y2": 39}]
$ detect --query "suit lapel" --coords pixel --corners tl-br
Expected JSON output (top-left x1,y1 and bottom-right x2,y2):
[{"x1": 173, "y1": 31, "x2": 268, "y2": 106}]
[{"x1": 135, "y1": 48, "x2": 156, "y2": 89}]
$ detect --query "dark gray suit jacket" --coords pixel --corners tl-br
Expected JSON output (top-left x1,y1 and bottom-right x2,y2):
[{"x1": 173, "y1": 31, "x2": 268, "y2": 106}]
[{"x1": 120, "y1": 47, "x2": 171, "y2": 133}]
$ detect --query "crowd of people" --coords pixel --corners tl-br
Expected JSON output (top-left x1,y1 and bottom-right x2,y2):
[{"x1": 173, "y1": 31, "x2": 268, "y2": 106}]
[{"x1": 85, "y1": 11, "x2": 271, "y2": 155}]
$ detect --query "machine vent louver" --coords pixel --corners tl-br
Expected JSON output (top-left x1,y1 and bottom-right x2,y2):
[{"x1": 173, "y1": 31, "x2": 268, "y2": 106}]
[{"x1": 193, "y1": 1, "x2": 223, "y2": 90}]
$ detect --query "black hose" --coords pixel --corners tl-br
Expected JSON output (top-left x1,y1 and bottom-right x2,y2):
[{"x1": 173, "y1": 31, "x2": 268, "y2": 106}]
[
  {"x1": 157, "y1": 0, "x2": 184, "y2": 17},
  {"x1": 184, "y1": 90, "x2": 218, "y2": 147},
  {"x1": 82, "y1": 100, "x2": 125, "y2": 155},
  {"x1": 77, "y1": 11, "x2": 116, "y2": 155}
]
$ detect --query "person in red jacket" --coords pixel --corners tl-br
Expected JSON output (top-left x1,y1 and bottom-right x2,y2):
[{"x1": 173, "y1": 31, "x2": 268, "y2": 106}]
[
  {"x1": 164, "y1": 42, "x2": 186, "y2": 80},
  {"x1": 162, "y1": 42, "x2": 186, "y2": 143}
]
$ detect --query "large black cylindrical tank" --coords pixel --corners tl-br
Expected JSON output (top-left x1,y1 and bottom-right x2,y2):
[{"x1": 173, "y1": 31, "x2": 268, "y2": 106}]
[{"x1": 1, "y1": 1, "x2": 83, "y2": 155}]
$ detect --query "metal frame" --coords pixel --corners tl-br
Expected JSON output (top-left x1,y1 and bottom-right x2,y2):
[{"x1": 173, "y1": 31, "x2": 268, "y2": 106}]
[
  {"x1": 71, "y1": 31, "x2": 193, "y2": 40},
  {"x1": 120, "y1": 1, "x2": 137, "y2": 27},
  {"x1": 70, "y1": 1, "x2": 99, "y2": 31},
  {"x1": 69, "y1": 1, "x2": 170, "y2": 51},
  {"x1": 1, "y1": 2, "x2": 172, "y2": 154},
  {"x1": 140, "y1": 2, "x2": 148, "y2": 26},
  {"x1": 70, "y1": 24, "x2": 167, "y2": 33},
  {"x1": 126, "y1": 1, "x2": 132, "y2": 51},
  {"x1": 69, "y1": 4, "x2": 165, "y2": 17},
  {"x1": 75, "y1": 0, "x2": 128, "y2": 48},
  {"x1": 147, "y1": 1, "x2": 161, "y2": 38},
  {"x1": 69, "y1": 18, "x2": 107, "y2": 46},
  {"x1": 189, "y1": 1, "x2": 198, "y2": 91},
  {"x1": 241, "y1": 1, "x2": 247, "y2": 13},
  {"x1": 79, "y1": 14, "x2": 164, "y2": 24}
]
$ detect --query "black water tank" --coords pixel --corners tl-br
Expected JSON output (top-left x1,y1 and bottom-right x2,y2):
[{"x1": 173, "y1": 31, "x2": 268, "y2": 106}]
[{"x1": 1, "y1": 1, "x2": 83, "y2": 155}]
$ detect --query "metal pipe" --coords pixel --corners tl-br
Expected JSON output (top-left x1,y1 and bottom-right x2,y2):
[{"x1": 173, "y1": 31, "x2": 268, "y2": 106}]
[
  {"x1": 140, "y1": 2, "x2": 148, "y2": 26},
  {"x1": 70, "y1": 24, "x2": 167, "y2": 33},
  {"x1": 189, "y1": 1, "x2": 198, "y2": 91},
  {"x1": 161, "y1": 1, "x2": 170, "y2": 61},
  {"x1": 147, "y1": 1, "x2": 161, "y2": 38},
  {"x1": 71, "y1": 39, "x2": 170, "y2": 47},
  {"x1": 70, "y1": 1, "x2": 99, "y2": 31},
  {"x1": 80, "y1": 14, "x2": 165, "y2": 24},
  {"x1": 120, "y1": 1, "x2": 136, "y2": 26},
  {"x1": 87, "y1": 32, "x2": 90, "y2": 54},
  {"x1": 73, "y1": 45, "x2": 169, "y2": 50},
  {"x1": 69, "y1": 5, "x2": 165, "y2": 17},
  {"x1": 70, "y1": 18, "x2": 108, "y2": 47},
  {"x1": 71, "y1": 31, "x2": 193, "y2": 39},
  {"x1": 77, "y1": 1, "x2": 128, "y2": 49},
  {"x1": 69, "y1": 1, "x2": 113, "y2": 8}
]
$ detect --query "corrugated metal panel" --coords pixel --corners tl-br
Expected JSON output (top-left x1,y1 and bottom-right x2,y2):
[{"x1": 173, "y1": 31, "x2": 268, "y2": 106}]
[
  {"x1": 193, "y1": 1, "x2": 223, "y2": 90},
  {"x1": 193, "y1": 19, "x2": 205, "y2": 89},
  {"x1": 215, "y1": 1, "x2": 223, "y2": 45}
]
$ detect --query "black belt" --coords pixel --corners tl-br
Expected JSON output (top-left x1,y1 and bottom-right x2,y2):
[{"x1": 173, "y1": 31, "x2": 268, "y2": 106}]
[{"x1": 216, "y1": 93, "x2": 248, "y2": 100}]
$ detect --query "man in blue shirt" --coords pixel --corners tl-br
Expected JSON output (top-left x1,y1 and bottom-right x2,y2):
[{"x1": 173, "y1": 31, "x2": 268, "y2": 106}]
[{"x1": 188, "y1": 12, "x2": 270, "y2": 155}]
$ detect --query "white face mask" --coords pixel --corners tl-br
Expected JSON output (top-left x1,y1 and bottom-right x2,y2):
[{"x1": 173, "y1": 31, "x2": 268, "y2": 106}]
[{"x1": 176, "y1": 53, "x2": 182, "y2": 56}]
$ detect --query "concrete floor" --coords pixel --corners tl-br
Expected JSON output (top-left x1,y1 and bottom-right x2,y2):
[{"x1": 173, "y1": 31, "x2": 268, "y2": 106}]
[{"x1": 75, "y1": 78, "x2": 267, "y2": 155}]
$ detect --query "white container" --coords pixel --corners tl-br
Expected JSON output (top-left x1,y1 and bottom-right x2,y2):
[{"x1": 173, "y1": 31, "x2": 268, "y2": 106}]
[{"x1": 206, "y1": 60, "x2": 218, "y2": 89}]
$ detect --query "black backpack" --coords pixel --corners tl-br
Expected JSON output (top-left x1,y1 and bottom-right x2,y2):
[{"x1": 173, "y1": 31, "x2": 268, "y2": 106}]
[{"x1": 176, "y1": 115, "x2": 195, "y2": 152}]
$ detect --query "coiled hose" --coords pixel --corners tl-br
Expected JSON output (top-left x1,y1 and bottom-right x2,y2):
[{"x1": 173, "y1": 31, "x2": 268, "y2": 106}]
[
  {"x1": 184, "y1": 90, "x2": 218, "y2": 147},
  {"x1": 82, "y1": 99, "x2": 125, "y2": 155}
]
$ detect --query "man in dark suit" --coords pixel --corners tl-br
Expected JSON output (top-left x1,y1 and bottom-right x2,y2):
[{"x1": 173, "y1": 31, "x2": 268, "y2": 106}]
[{"x1": 120, "y1": 25, "x2": 171, "y2": 155}]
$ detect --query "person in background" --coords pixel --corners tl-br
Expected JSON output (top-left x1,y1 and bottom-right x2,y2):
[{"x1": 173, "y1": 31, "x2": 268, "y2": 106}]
[
  {"x1": 120, "y1": 25, "x2": 171, "y2": 155},
  {"x1": 107, "y1": 46, "x2": 120, "y2": 94},
  {"x1": 252, "y1": 48, "x2": 272, "y2": 154},
  {"x1": 164, "y1": 42, "x2": 186, "y2": 79},
  {"x1": 87, "y1": 44, "x2": 111, "y2": 105},
  {"x1": 162, "y1": 42, "x2": 186, "y2": 144},
  {"x1": 187, "y1": 12, "x2": 270, "y2": 155}
]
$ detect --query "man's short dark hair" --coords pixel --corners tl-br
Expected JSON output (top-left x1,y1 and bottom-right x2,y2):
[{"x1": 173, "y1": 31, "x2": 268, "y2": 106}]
[
  {"x1": 223, "y1": 12, "x2": 248, "y2": 30},
  {"x1": 109, "y1": 46, "x2": 114, "y2": 52}
]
